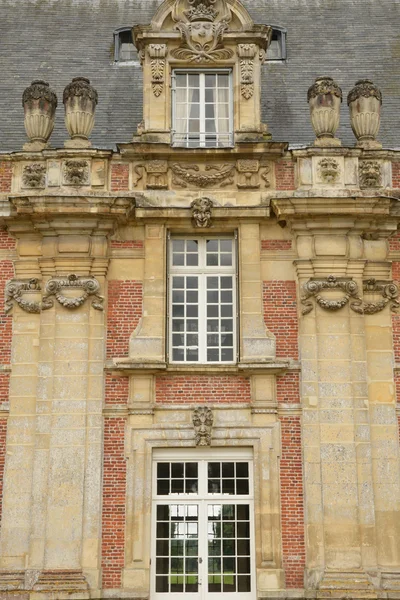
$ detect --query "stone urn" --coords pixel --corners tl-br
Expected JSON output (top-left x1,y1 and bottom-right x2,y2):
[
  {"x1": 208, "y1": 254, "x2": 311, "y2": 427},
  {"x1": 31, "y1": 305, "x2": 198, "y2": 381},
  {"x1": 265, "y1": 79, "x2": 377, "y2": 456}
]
[
  {"x1": 307, "y1": 76, "x2": 342, "y2": 146},
  {"x1": 347, "y1": 79, "x2": 382, "y2": 148},
  {"x1": 63, "y1": 77, "x2": 98, "y2": 147},
  {"x1": 22, "y1": 80, "x2": 57, "y2": 151}
]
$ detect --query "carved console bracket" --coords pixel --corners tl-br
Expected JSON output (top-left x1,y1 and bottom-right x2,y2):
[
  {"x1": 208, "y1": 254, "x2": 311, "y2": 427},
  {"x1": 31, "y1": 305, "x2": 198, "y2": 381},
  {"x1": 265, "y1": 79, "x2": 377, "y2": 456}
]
[
  {"x1": 191, "y1": 197, "x2": 213, "y2": 228},
  {"x1": 149, "y1": 44, "x2": 166, "y2": 97},
  {"x1": 5, "y1": 278, "x2": 42, "y2": 314},
  {"x1": 192, "y1": 406, "x2": 213, "y2": 446},
  {"x1": 42, "y1": 274, "x2": 104, "y2": 311},
  {"x1": 351, "y1": 279, "x2": 400, "y2": 314},
  {"x1": 238, "y1": 44, "x2": 257, "y2": 99},
  {"x1": 301, "y1": 276, "x2": 361, "y2": 315}
]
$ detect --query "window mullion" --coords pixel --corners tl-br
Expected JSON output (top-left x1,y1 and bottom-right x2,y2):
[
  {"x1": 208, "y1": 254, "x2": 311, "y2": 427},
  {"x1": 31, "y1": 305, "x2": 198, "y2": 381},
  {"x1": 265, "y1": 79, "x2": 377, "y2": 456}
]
[{"x1": 200, "y1": 73, "x2": 205, "y2": 147}]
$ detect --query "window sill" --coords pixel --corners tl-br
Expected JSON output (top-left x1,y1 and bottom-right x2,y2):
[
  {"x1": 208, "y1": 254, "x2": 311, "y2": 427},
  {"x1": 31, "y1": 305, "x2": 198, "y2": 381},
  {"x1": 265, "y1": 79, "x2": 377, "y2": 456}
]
[{"x1": 105, "y1": 359, "x2": 295, "y2": 375}]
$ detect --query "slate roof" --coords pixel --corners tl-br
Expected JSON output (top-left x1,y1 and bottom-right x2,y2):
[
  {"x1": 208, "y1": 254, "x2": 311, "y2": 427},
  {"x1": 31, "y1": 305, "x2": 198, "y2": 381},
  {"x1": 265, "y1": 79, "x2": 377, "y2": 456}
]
[{"x1": 0, "y1": 0, "x2": 399, "y2": 152}]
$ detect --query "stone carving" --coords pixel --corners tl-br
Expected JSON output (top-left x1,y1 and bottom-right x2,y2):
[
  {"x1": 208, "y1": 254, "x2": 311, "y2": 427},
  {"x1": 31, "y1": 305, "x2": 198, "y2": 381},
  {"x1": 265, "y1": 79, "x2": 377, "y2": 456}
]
[
  {"x1": 350, "y1": 279, "x2": 400, "y2": 315},
  {"x1": 359, "y1": 160, "x2": 382, "y2": 188},
  {"x1": 261, "y1": 166, "x2": 271, "y2": 188},
  {"x1": 307, "y1": 77, "x2": 342, "y2": 145},
  {"x1": 5, "y1": 279, "x2": 42, "y2": 314},
  {"x1": 301, "y1": 275, "x2": 361, "y2": 315},
  {"x1": 42, "y1": 274, "x2": 104, "y2": 311},
  {"x1": 171, "y1": 163, "x2": 235, "y2": 187},
  {"x1": 192, "y1": 405, "x2": 213, "y2": 446},
  {"x1": 237, "y1": 159, "x2": 260, "y2": 188},
  {"x1": 238, "y1": 44, "x2": 257, "y2": 99},
  {"x1": 22, "y1": 80, "x2": 57, "y2": 149},
  {"x1": 191, "y1": 197, "x2": 213, "y2": 227},
  {"x1": 63, "y1": 77, "x2": 98, "y2": 146},
  {"x1": 149, "y1": 44, "x2": 166, "y2": 97},
  {"x1": 317, "y1": 157, "x2": 341, "y2": 184},
  {"x1": 348, "y1": 80, "x2": 382, "y2": 147},
  {"x1": 22, "y1": 163, "x2": 46, "y2": 188},
  {"x1": 146, "y1": 160, "x2": 168, "y2": 189},
  {"x1": 170, "y1": 0, "x2": 233, "y2": 63},
  {"x1": 133, "y1": 164, "x2": 145, "y2": 187},
  {"x1": 63, "y1": 160, "x2": 89, "y2": 185}
]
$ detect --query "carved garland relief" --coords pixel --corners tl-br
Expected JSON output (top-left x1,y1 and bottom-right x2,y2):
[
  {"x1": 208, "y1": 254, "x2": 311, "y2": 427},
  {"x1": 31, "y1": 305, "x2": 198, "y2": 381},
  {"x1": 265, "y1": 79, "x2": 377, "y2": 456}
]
[{"x1": 171, "y1": 163, "x2": 235, "y2": 187}]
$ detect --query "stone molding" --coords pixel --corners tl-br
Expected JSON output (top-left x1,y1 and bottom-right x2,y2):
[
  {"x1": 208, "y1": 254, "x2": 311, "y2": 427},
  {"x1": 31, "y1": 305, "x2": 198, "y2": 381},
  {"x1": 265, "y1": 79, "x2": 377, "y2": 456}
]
[{"x1": 192, "y1": 406, "x2": 213, "y2": 445}]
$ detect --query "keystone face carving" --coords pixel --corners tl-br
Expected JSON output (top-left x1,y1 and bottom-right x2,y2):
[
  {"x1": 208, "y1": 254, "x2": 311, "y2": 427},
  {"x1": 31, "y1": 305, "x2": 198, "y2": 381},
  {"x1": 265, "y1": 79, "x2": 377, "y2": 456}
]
[
  {"x1": 351, "y1": 279, "x2": 399, "y2": 314},
  {"x1": 238, "y1": 44, "x2": 256, "y2": 99},
  {"x1": 171, "y1": 163, "x2": 235, "y2": 187},
  {"x1": 192, "y1": 405, "x2": 213, "y2": 446},
  {"x1": 22, "y1": 163, "x2": 46, "y2": 188},
  {"x1": 359, "y1": 160, "x2": 382, "y2": 188},
  {"x1": 317, "y1": 157, "x2": 341, "y2": 184},
  {"x1": 191, "y1": 197, "x2": 213, "y2": 227},
  {"x1": 63, "y1": 160, "x2": 90, "y2": 185},
  {"x1": 149, "y1": 44, "x2": 166, "y2": 97},
  {"x1": 171, "y1": 0, "x2": 233, "y2": 63},
  {"x1": 301, "y1": 275, "x2": 361, "y2": 315},
  {"x1": 42, "y1": 274, "x2": 104, "y2": 311},
  {"x1": 5, "y1": 278, "x2": 42, "y2": 314}
]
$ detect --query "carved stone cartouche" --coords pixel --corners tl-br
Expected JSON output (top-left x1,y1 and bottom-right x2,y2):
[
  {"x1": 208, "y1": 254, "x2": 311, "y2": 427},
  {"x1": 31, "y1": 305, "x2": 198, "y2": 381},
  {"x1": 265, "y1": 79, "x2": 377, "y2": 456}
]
[
  {"x1": 307, "y1": 77, "x2": 342, "y2": 146},
  {"x1": 191, "y1": 197, "x2": 213, "y2": 228},
  {"x1": 192, "y1": 406, "x2": 213, "y2": 446},
  {"x1": 347, "y1": 79, "x2": 382, "y2": 147},
  {"x1": 63, "y1": 77, "x2": 98, "y2": 147},
  {"x1": 42, "y1": 274, "x2": 104, "y2": 311},
  {"x1": 22, "y1": 163, "x2": 46, "y2": 189},
  {"x1": 22, "y1": 80, "x2": 57, "y2": 150}
]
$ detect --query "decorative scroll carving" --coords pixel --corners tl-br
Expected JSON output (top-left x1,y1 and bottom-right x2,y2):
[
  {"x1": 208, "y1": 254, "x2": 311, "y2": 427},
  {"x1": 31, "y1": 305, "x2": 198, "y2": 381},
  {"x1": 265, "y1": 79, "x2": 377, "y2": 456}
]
[
  {"x1": 261, "y1": 166, "x2": 271, "y2": 188},
  {"x1": 146, "y1": 160, "x2": 168, "y2": 189},
  {"x1": 5, "y1": 278, "x2": 42, "y2": 314},
  {"x1": 22, "y1": 163, "x2": 46, "y2": 188},
  {"x1": 350, "y1": 279, "x2": 399, "y2": 314},
  {"x1": 191, "y1": 196, "x2": 213, "y2": 228},
  {"x1": 42, "y1": 274, "x2": 104, "y2": 311},
  {"x1": 236, "y1": 159, "x2": 259, "y2": 189},
  {"x1": 149, "y1": 44, "x2": 166, "y2": 97},
  {"x1": 171, "y1": 163, "x2": 235, "y2": 188},
  {"x1": 63, "y1": 160, "x2": 89, "y2": 185},
  {"x1": 317, "y1": 158, "x2": 341, "y2": 183},
  {"x1": 238, "y1": 44, "x2": 257, "y2": 99},
  {"x1": 359, "y1": 160, "x2": 382, "y2": 188},
  {"x1": 301, "y1": 275, "x2": 361, "y2": 315},
  {"x1": 133, "y1": 164, "x2": 145, "y2": 187},
  {"x1": 170, "y1": 0, "x2": 233, "y2": 63},
  {"x1": 192, "y1": 405, "x2": 213, "y2": 446}
]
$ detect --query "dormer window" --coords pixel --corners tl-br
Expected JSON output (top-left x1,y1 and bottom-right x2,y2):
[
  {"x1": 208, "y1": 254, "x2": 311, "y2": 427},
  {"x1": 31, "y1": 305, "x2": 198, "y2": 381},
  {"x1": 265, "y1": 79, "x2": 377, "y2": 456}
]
[
  {"x1": 114, "y1": 27, "x2": 135, "y2": 63},
  {"x1": 266, "y1": 26, "x2": 287, "y2": 61},
  {"x1": 172, "y1": 70, "x2": 233, "y2": 148}
]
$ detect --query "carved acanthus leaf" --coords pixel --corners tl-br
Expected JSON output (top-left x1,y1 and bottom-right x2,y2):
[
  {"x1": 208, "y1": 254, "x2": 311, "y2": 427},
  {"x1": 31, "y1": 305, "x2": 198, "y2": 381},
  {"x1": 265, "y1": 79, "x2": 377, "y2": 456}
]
[
  {"x1": 238, "y1": 44, "x2": 256, "y2": 99},
  {"x1": 192, "y1": 406, "x2": 213, "y2": 446},
  {"x1": 171, "y1": 163, "x2": 235, "y2": 188},
  {"x1": 149, "y1": 44, "x2": 166, "y2": 97},
  {"x1": 301, "y1": 276, "x2": 361, "y2": 315},
  {"x1": 42, "y1": 274, "x2": 104, "y2": 311},
  {"x1": 5, "y1": 279, "x2": 42, "y2": 314}
]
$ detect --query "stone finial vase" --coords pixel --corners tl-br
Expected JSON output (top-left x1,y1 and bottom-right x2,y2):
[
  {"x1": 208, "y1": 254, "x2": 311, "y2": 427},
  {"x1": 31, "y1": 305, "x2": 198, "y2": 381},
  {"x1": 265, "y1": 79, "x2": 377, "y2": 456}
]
[
  {"x1": 347, "y1": 79, "x2": 382, "y2": 148},
  {"x1": 307, "y1": 76, "x2": 342, "y2": 146},
  {"x1": 63, "y1": 77, "x2": 98, "y2": 148},
  {"x1": 22, "y1": 80, "x2": 57, "y2": 151}
]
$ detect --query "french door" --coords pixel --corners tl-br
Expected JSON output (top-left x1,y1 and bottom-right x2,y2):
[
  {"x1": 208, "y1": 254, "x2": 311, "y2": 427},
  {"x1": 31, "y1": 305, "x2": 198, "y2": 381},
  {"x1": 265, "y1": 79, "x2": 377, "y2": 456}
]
[{"x1": 151, "y1": 448, "x2": 255, "y2": 600}]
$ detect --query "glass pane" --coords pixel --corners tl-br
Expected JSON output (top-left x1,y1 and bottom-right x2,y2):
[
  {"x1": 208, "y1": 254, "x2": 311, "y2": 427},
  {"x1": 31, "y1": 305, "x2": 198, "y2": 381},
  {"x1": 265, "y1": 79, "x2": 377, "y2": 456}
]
[
  {"x1": 222, "y1": 463, "x2": 234, "y2": 477},
  {"x1": 156, "y1": 576, "x2": 168, "y2": 592},
  {"x1": 172, "y1": 463, "x2": 184, "y2": 478},
  {"x1": 205, "y1": 74, "x2": 216, "y2": 87},
  {"x1": 157, "y1": 504, "x2": 169, "y2": 520},
  {"x1": 157, "y1": 463, "x2": 170, "y2": 478},
  {"x1": 188, "y1": 74, "x2": 199, "y2": 87}
]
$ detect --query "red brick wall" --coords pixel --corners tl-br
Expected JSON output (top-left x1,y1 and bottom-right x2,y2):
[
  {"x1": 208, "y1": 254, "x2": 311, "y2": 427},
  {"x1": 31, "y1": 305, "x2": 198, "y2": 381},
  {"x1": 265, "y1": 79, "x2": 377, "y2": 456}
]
[
  {"x1": 279, "y1": 415, "x2": 306, "y2": 588},
  {"x1": 389, "y1": 232, "x2": 400, "y2": 253},
  {"x1": 261, "y1": 240, "x2": 292, "y2": 251},
  {"x1": 106, "y1": 281, "x2": 143, "y2": 359},
  {"x1": 0, "y1": 162, "x2": 12, "y2": 193},
  {"x1": 277, "y1": 372, "x2": 300, "y2": 404},
  {"x1": 275, "y1": 160, "x2": 295, "y2": 191},
  {"x1": 102, "y1": 417, "x2": 127, "y2": 589},
  {"x1": 105, "y1": 374, "x2": 129, "y2": 405},
  {"x1": 263, "y1": 281, "x2": 299, "y2": 360},
  {"x1": 0, "y1": 418, "x2": 7, "y2": 530},
  {"x1": 392, "y1": 162, "x2": 400, "y2": 188},
  {"x1": 110, "y1": 164, "x2": 129, "y2": 191},
  {"x1": 0, "y1": 253, "x2": 14, "y2": 406},
  {"x1": 110, "y1": 240, "x2": 144, "y2": 250},
  {"x1": 155, "y1": 375, "x2": 251, "y2": 403}
]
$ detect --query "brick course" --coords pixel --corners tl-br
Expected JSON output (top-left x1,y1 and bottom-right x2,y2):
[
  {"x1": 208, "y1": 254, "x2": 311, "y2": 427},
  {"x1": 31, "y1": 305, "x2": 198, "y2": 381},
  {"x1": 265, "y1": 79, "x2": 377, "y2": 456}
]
[
  {"x1": 392, "y1": 162, "x2": 400, "y2": 189},
  {"x1": 0, "y1": 261, "x2": 14, "y2": 368},
  {"x1": 0, "y1": 162, "x2": 12, "y2": 193},
  {"x1": 102, "y1": 417, "x2": 127, "y2": 589},
  {"x1": 105, "y1": 373, "x2": 129, "y2": 405},
  {"x1": 389, "y1": 232, "x2": 400, "y2": 253},
  {"x1": 279, "y1": 414, "x2": 306, "y2": 588},
  {"x1": 106, "y1": 281, "x2": 142, "y2": 359},
  {"x1": 277, "y1": 372, "x2": 300, "y2": 404},
  {"x1": 263, "y1": 281, "x2": 299, "y2": 360},
  {"x1": 261, "y1": 239, "x2": 292, "y2": 251},
  {"x1": 110, "y1": 240, "x2": 144, "y2": 249},
  {"x1": 275, "y1": 160, "x2": 295, "y2": 191},
  {"x1": 110, "y1": 163, "x2": 129, "y2": 191},
  {"x1": 155, "y1": 375, "x2": 251, "y2": 403}
]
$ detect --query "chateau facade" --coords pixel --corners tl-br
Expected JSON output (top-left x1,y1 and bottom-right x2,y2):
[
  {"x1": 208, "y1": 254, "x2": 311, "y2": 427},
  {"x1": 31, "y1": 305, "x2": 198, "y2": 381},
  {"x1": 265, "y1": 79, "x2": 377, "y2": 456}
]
[{"x1": 0, "y1": 0, "x2": 399, "y2": 599}]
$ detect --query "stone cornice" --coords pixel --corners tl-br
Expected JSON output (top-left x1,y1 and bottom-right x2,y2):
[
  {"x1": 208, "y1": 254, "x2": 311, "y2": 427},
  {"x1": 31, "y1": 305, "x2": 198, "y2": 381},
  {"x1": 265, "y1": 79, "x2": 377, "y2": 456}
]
[
  {"x1": 116, "y1": 141, "x2": 288, "y2": 158},
  {"x1": 105, "y1": 359, "x2": 291, "y2": 375}
]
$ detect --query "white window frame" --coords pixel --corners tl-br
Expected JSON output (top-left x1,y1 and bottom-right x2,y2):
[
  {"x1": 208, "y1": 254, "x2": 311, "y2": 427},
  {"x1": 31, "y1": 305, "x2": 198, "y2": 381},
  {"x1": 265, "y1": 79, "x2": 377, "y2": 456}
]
[
  {"x1": 151, "y1": 447, "x2": 256, "y2": 600},
  {"x1": 168, "y1": 235, "x2": 237, "y2": 365},
  {"x1": 171, "y1": 69, "x2": 234, "y2": 148}
]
